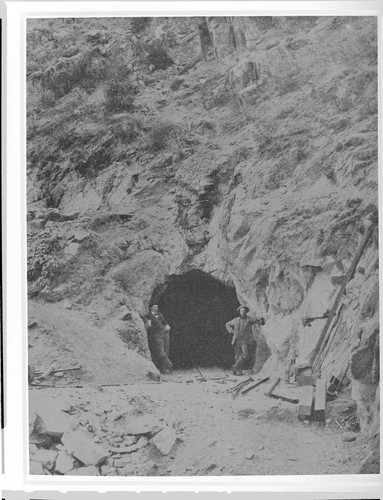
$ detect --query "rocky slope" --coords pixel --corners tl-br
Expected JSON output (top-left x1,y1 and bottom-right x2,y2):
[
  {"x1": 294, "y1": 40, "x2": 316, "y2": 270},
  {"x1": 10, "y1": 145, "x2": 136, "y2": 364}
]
[{"x1": 27, "y1": 16, "x2": 379, "y2": 469}]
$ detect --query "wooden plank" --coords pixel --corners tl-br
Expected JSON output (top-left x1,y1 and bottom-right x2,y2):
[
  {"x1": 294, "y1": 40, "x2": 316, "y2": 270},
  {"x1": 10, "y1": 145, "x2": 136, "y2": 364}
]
[
  {"x1": 267, "y1": 392, "x2": 299, "y2": 404},
  {"x1": 314, "y1": 379, "x2": 327, "y2": 411},
  {"x1": 264, "y1": 377, "x2": 280, "y2": 397},
  {"x1": 298, "y1": 386, "x2": 314, "y2": 418},
  {"x1": 315, "y1": 303, "x2": 346, "y2": 370},
  {"x1": 241, "y1": 376, "x2": 269, "y2": 395},
  {"x1": 233, "y1": 378, "x2": 253, "y2": 398},
  {"x1": 314, "y1": 379, "x2": 327, "y2": 422}
]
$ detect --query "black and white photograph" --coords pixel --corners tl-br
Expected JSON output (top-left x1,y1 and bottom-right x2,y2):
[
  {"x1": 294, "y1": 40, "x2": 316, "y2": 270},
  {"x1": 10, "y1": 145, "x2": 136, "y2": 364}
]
[{"x1": 26, "y1": 15, "x2": 379, "y2": 477}]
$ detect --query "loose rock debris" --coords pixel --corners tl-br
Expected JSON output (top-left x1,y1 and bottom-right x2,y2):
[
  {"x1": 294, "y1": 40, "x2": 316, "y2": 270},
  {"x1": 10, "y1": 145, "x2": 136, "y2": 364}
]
[
  {"x1": 29, "y1": 392, "x2": 181, "y2": 475},
  {"x1": 29, "y1": 369, "x2": 369, "y2": 476}
]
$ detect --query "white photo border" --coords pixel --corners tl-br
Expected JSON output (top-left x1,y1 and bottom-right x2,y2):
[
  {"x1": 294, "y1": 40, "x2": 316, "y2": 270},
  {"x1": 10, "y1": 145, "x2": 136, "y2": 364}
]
[{"x1": 2, "y1": 0, "x2": 383, "y2": 494}]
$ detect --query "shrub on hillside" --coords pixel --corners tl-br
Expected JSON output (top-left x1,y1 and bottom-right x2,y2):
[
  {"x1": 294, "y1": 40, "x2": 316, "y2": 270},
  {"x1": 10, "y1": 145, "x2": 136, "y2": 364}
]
[
  {"x1": 145, "y1": 122, "x2": 175, "y2": 152},
  {"x1": 131, "y1": 17, "x2": 151, "y2": 33},
  {"x1": 42, "y1": 49, "x2": 107, "y2": 99},
  {"x1": 145, "y1": 41, "x2": 174, "y2": 70},
  {"x1": 109, "y1": 119, "x2": 142, "y2": 144},
  {"x1": 170, "y1": 78, "x2": 184, "y2": 91},
  {"x1": 104, "y1": 79, "x2": 136, "y2": 113}
]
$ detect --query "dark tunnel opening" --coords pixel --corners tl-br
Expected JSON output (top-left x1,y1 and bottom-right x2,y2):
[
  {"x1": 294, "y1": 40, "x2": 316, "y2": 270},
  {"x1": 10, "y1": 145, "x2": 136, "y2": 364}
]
[{"x1": 152, "y1": 270, "x2": 241, "y2": 369}]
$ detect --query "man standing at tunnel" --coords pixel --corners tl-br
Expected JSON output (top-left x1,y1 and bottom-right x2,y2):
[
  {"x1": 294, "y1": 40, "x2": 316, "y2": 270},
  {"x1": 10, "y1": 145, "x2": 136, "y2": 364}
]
[
  {"x1": 226, "y1": 305, "x2": 263, "y2": 376},
  {"x1": 146, "y1": 304, "x2": 173, "y2": 374}
]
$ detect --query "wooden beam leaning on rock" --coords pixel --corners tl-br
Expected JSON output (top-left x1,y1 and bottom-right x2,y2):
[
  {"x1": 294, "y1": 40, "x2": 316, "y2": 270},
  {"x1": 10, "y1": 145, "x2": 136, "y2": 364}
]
[{"x1": 311, "y1": 223, "x2": 375, "y2": 371}]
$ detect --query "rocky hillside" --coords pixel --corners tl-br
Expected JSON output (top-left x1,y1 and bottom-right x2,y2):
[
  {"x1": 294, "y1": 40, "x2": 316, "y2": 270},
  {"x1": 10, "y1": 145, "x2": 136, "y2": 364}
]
[{"x1": 27, "y1": 16, "x2": 379, "y2": 466}]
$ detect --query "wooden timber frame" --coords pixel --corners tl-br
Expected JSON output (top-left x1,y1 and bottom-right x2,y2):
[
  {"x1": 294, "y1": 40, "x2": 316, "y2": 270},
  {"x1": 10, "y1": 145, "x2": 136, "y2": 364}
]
[{"x1": 310, "y1": 223, "x2": 375, "y2": 373}]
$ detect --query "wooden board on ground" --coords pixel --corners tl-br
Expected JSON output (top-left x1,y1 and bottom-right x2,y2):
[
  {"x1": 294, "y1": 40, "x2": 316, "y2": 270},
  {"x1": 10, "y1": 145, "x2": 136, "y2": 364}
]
[
  {"x1": 241, "y1": 376, "x2": 269, "y2": 395},
  {"x1": 314, "y1": 378, "x2": 327, "y2": 422},
  {"x1": 298, "y1": 385, "x2": 314, "y2": 419},
  {"x1": 269, "y1": 385, "x2": 302, "y2": 404},
  {"x1": 264, "y1": 377, "x2": 280, "y2": 397}
]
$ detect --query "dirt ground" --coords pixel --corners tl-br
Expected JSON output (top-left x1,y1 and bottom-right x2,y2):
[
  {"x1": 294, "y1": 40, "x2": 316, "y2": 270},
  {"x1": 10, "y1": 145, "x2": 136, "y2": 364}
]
[{"x1": 29, "y1": 367, "x2": 368, "y2": 476}]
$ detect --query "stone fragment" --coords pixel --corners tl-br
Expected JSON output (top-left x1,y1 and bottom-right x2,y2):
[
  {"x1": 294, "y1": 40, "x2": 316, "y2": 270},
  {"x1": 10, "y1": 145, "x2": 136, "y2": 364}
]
[
  {"x1": 87, "y1": 414, "x2": 103, "y2": 438},
  {"x1": 342, "y1": 432, "x2": 357, "y2": 442},
  {"x1": 123, "y1": 435, "x2": 138, "y2": 446},
  {"x1": 101, "y1": 465, "x2": 117, "y2": 475},
  {"x1": 30, "y1": 461, "x2": 44, "y2": 474},
  {"x1": 64, "y1": 242, "x2": 80, "y2": 256},
  {"x1": 150, "y1": 427, "x2": 177, "y2": 456},
  {"x1": 121, "y1": 463, "x2": 136, "y2": 475},
  {"x1": 125, "y1": 415, "x2": 163, "y2": 436},
  {"x1": 73, "y1": 229, "x2": 90, "y2": 242},
  {"x1": 163, "y1": 414, "x2": 179, "y2": 429},
  {"x1": 147, "y1": 371, "x2": 160, "y2": 382},
  {"x1": 61, "y1": 430, "x2": 109, "y2": 466},
  {"x1": 33, "y1": 449, "x2": 58, "y2": 470},
  {"x1": 65, "y1": 466, "x2": 100, "y2": 476},
  {"x1": 245, "y1": 451, "x2": 254, "y2": 459},
  {"x1": 111, "y1": 436, "x2": 148, "y2": 454},
  {"x1": 55, "y1": 451, "x2": 76, "y2": 475},
  {"x1": 54, "y1": 372, "x2": 64, "y2": 377},
  {"x1": 114, "y1": 458, "x2": 128, "y2": 468},
  {"x1": 29, "y1": 404, "x2": 73, "y2": 438},
  {"x1": 62, "y1": 299, "x2": 72, "y2": 309}
]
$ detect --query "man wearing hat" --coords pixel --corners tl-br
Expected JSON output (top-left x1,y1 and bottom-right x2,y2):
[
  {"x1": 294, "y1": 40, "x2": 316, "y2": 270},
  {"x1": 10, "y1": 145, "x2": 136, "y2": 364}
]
[
  {"x1": 146, "y1": 304, "x2": 173, "y2": 374},
  {"x1": 226, "y1": 305, "x2": 264, "y2": 375}
]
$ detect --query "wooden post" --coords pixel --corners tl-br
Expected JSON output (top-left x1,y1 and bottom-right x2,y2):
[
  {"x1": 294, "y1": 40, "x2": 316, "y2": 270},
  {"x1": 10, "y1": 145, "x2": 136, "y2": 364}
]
[
  {"x1": 315, "y1": 304, "x2": 345, "y2": 371},
  {"x1": 314, "y1": 379, "x2": 327, "y2": 422},
  {"x1": 298, "y1": 386, "x2": 314, "y2": 419}
]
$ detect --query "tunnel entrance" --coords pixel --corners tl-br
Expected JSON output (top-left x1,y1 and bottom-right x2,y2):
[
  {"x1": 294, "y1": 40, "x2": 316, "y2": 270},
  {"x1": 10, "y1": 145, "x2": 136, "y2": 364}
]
[{"x1": 153, "y1": 270, "x2": 240, "y2": 369}]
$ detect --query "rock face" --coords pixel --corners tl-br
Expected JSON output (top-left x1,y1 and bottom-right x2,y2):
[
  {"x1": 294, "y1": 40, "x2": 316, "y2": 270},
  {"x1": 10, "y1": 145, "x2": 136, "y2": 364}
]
[{"x1": 27, "y1": 15, "x2": 378, "y2": 457}]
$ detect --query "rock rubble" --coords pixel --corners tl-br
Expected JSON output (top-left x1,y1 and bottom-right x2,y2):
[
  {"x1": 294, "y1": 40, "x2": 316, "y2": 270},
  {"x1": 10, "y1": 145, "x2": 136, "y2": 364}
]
[{"x1": 29, "y1": 401, "x2": 180, "y2": 475}]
